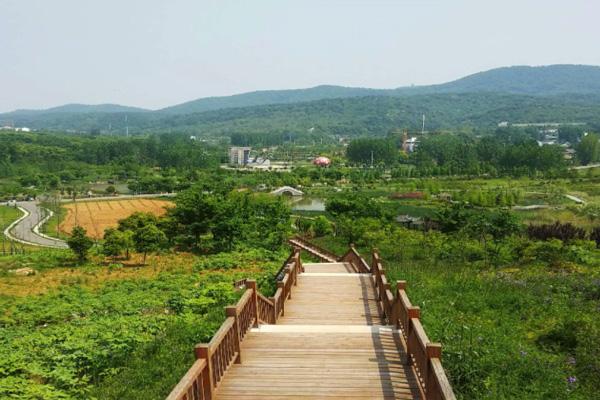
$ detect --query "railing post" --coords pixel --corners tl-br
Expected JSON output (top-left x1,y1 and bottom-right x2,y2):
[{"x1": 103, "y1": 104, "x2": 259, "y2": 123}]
[
  {"x1": 285, "y1": 266, "x2": 292, "y2": 298},
  {"x1": 269, "y1": 296, "x2": 277, "y2": 323},
  {"x1": 426, "y1": 343, "x2": 442, "y2": 395},
  {"x1": 277, "y1": 281, "x2": 285, "y2": 316},
  {"x1": 405, "y1": 306, "x2": 421, "y2": 365},
  {"x1": 246, "y1": 280, "x2": 259, "y2": 328},
  {"x1": 372, "y1": 249, "x2": 379, "y2": 272},
  {"x1": 427, "y1": 342, "x2": 442, "y2": 359},
  {"x1": 383, "y1": 282, "x2": 391, "y2": 320},
  {"x1": 194, "y1": 344, "x2": 213, "y2": 399},
  {"x1": 395, "y1": 281, "x2": 407, "y2": 329},
  {"x1": 225, "y1": 306, "x2": 242, "y2": 364},
  {"x1": 296, "y1": 248, "x2": 304, "y2": 273}
]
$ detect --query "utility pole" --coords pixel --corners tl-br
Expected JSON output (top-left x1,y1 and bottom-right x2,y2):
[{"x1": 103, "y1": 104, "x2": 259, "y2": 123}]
[
  {"x1": 370, "y1": 150, "x2": 374, "y2": 168},
  {"x1": 422, "y1": 114, "x2": 426, "y2": 135}
]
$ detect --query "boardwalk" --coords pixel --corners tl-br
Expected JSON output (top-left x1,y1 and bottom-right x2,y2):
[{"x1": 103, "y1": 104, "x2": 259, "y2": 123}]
[
  {"x1": 214, "y1": 262, "x2": 422, "y2": 399},
  {"x1": 167, "y1": 245, "x2": 454, "y2": 400}
]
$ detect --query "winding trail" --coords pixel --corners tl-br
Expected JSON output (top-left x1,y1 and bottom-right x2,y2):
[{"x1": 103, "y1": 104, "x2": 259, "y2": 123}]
[
  {"x1": 4, "y1": 202, "x2": 68, "y2": 249},
  {"x1": 4, "y1": 194, "x2": 176, "y2": 249}
]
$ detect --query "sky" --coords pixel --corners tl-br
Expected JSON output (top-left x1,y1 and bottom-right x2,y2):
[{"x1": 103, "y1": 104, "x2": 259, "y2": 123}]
[{"x1": 1, "y1": 0, "x2": 599, "y2": 112}]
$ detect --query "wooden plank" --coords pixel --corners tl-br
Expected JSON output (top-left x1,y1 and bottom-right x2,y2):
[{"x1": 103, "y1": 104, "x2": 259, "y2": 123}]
[{"x1": 209, "y1": 260, "x2": 424, "y2": 400}]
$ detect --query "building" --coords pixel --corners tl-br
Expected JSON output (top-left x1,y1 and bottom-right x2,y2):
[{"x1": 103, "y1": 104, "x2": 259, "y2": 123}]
[
  {"x1": 229, "y1": 146, "x2": 251, "y2": 166},
  {"x1": 402, "y1": 133, "x2": 420, "y2": 153}
]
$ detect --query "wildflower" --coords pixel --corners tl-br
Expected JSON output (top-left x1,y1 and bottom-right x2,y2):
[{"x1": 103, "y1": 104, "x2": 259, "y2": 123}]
[{"x1": 567, "y1": 376, "x2": 577, "y2": 384}]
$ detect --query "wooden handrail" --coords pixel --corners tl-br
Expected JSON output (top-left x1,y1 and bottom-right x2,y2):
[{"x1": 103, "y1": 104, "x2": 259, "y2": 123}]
[
  {"x1": 165, "y1": 359, "x2": 208, "y2": 400},
  {"x1": 167, "y1": 248, "x2": 303, "y2": 400},
  {"x1": 339, "y1": 244, "x2": 371, "y2": 273},
  {"x1": 369, "y1": 249, "x2": 456, "y2": 400},
  {"x1": 257, "y1": 292, "x2": 275, "y2": 324},
  {"x1": 288, "y1": 236, "x2": 339, "y2": 262}
]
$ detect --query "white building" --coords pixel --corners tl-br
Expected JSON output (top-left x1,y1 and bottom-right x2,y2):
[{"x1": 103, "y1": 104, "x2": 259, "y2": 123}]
[{"x1": 229, "y1": 147, "x2": 251, "y2": 165}]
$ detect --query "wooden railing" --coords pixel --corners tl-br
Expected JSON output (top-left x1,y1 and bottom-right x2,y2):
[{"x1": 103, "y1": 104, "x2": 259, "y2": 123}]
[
  {"x1": 269, "y1": 250, "x2": 302, "y2": 320},
  {"x1": 166, "y1": 248, "x2": 303, "y2": 400},
  {"x1": 370, "y1": 251, "x2": 456, "y2": 400},
  {"x1": 339, "y1": 244, "x2": 371, "y2": 273},
  {"x1": 288, "y1": 236, "x2": 339, "y2": 262}
]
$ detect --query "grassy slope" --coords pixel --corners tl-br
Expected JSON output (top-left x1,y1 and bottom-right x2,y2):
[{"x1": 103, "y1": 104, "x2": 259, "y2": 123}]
[
  {"x1": 0, "y1": 206, "x2": 21, "y2": 240},
  {"x1": 0, "y1": 250, "x2": 283, "y2": 399},
  {"x1": 311, "y1": 233, "x2": 600, "y2": 400}
]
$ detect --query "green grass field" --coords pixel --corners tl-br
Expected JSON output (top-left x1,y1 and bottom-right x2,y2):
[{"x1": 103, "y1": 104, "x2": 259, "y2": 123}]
[
  {"x1": 0, "y1": 206, "x2": 24, "y2": 252},
  {"x1": 312, "y1": 231, "x2": 600, "y2": 399}
]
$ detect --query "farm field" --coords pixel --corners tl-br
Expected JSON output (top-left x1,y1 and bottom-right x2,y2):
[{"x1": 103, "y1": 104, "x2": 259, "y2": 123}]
[{"x1": 59, "y1": 198, "x2": 173, "y2": 239}]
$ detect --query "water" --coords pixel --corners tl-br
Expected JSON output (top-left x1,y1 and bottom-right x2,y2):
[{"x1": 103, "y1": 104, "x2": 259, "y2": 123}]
[{"x1": 290, "y1": 197, "x2": 326, "y2": 212}]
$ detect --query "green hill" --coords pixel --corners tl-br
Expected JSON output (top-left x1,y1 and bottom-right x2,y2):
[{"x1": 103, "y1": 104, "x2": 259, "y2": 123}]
[
  {"x1": 424, "y1": 64, "x2": 600, "y2": 95},
  {"x1": 9, "y1": 103, "x2": 148, "y2": 116},
  {"x1": 159, "y1": 64, "x2": 600, "y2": 114},
  {"x1": 2, "y1": 64, "x2": 600, "y2": 133}
]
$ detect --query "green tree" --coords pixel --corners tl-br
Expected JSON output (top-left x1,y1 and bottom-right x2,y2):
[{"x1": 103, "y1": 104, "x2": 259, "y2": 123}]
[
  {"x1": 133, "y1": 224, "x2": 166, "y2": 264},
  {"x1": 312, "y1": 216, "x2": 333, "y2": 237},
  {"x1": 346, "y1": 138, "x2": 397, "y2": 166},
  {"x1": 103, "y1": 228, "x2": 125, "y2": 261},
  {"x1": 67, "y1": 226, "x2": 94, "y2": 263},
  {"x1": 122, "y1": 229, "x2": 135, "y2": 259},
  {"x1": 577, "y1": 133, "x2": 600, "y2": 165}
]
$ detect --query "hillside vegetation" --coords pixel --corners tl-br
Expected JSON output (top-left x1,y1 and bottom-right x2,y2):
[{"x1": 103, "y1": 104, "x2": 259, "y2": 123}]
[{"x1": 3, "y1": 65, "x2": 600, "y2": 134}]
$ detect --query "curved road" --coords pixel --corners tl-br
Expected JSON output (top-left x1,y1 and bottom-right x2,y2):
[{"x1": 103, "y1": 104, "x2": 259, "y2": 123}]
[
  {"x1": 4, "y1": 201, "x2": 68, "y2": 249},
  {"x1": 4, "y1": 194, "x2": 176, "y2": 249}
]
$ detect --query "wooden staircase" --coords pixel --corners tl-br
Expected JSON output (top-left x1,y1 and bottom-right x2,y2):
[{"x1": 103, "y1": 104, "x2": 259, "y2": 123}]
[{"x1": 167, "y1": 244, "x2": 455, "y2": 400}]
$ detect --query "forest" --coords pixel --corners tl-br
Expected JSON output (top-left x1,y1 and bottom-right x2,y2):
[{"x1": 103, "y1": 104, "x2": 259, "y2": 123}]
[{"x1": 3, "y1": 92, "x2": 600, "y2": 137}]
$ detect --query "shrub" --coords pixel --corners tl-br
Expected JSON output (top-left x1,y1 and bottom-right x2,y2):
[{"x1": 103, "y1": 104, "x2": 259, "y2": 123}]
[
  {"x1": 312, "y1": 216, "x2": 333, "y2": 237},
  {"x1": 527, "y1": 222, "x2": 586, "y2": 243},
  {"x1": 591, "y1": 227, "x2": 600, "y2": 248},
  {"x1": 66, "y1": 226, "x2": 94, "y2": 263}
]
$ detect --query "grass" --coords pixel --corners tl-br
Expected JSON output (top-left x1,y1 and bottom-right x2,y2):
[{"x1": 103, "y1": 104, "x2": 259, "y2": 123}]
[
  {"x1": 0, "y1": 205, "x2": 36, "y2": 255},
  {"x1": 39, "y1": 202, "x2": 69, "y2": 240},
  {"x1": 0, "y1": 205, "x2": 21, "y2": 240},
  {"x1": 312, "y1": 233, "x2": 600, "y2": 399},
  {"x1": 0, "y1": 248, "x2": 283, "y2": 399}
]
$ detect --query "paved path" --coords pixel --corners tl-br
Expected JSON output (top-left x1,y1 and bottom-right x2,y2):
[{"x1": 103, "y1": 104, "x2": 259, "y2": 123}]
[
  {"x1": 4, "y1": 194, "x2": 176, "y2": 249},
  {"x1": 4, "y1": 202, "x2": 68, "y2": 249},
  {"x1": 214, "y1": 262, "x2": 422, "y2": 399}
]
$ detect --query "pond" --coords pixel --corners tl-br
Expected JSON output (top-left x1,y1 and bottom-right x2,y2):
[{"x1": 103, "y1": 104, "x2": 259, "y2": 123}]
[{"x1": 289, "y1": 197, "x2": 326, "y2": 212}]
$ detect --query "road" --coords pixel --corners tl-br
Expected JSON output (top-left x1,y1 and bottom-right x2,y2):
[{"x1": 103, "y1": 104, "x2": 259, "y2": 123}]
[
  {"x1": 4, "y1": 194, "x2": 176, "y2": 249},
  {"x1": 4, "y1": 201, "x2": 68, "y2": 249},
  {"x1": 570, "y1": 163, "x2": 600, "y2": 170}
]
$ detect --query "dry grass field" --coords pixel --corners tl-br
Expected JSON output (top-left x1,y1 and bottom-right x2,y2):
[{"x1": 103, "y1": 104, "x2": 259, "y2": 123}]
[{"x1": 60, "y1": 198, "x2": 173, "y2": 239}]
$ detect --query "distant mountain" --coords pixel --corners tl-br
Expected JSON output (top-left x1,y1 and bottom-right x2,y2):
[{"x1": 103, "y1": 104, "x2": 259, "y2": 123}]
[
  {"x1": 148, "y1": 92, "x2": 600, "y2": 135},
  {"x1": 6, "y1": 92, "x2": 598, "y2": 135},
  {"x1": 158, "y1": 85, "x2": 388, "y2": 114},
  {"x1": 158, "y1": 64, "x2": 600, "y2": 114},
  {"x1": 2, "y1": 64, "x2": 600, "y2": 132},
  {"x1": 421, "y1": 64, "x2": 600, "y2": 96},
  {"x1": 9, "y1": 103, "x2": 149, "y2": 116}
]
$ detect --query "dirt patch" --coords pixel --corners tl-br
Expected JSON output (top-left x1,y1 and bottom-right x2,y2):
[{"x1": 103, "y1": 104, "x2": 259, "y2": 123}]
[{"x1": 59, "y1": 199, "x2": 173, "y2": 239}]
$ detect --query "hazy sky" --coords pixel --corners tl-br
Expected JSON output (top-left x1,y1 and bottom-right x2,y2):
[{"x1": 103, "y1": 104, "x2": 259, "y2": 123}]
[{"x1": 1, "y1": 0, "x2": 599, "y2": 112}]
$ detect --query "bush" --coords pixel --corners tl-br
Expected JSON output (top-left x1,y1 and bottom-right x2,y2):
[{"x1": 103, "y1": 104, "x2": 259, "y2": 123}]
[
  {"x1": 312, "y1": 216, "x2": 333, "y2": 237},
  {"x1": 591, "y1": 227, "x2": 600, "y2": 248},
  {"x1": 527, "y1": 222, "x2": 586, "y2": 243}
]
